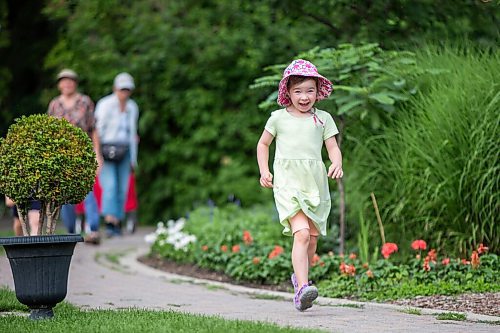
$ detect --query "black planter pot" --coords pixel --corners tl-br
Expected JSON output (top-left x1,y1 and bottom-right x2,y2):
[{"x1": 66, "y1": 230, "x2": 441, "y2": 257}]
[{"x1": 0, "y1": 234, "x2": 83, "y2": 320}]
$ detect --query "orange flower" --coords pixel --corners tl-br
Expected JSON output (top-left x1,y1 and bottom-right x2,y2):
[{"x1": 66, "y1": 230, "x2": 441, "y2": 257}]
[
  {"x1": 441, "y1": 258, "x2": 450, "y2": 265},
  {"x1": 243, "y1": 230, "x2": 253, "y2": 245},
  {"x1": 348, "y1": 253, "x2": 357, "y2": 260},
  {"x1": 366, "y1": 270, "x2": 374, "y2": 279},
  {"x1": 477, "y1": 243, "x2": 489, "y2": 254},
  {"x1": 232, "y1": 244, "x2": 240, "y2": 253},
  {"x1": 220, "y1": 245, "x2": 228, "y2": 252},
  {"x1": 423, "y1": 257, "x2": 431, "y2": 272},
  {"x1": 362, "y1": 263, "x2": 369, "y2": 269},
  {"x1": 381, "y1": 242, "x2": 398, "y2": 259},
  {"x1": 426, "y1": 249, "x2": 437, "y2": 263},
  {"x1": 411, "y1": 239, "x2": 427, "y2": 251},
  {"x1": 471, "y1": 251, "x2": 480, "y2": 269},
  {"x1": 252, "y1": 257, "x2": 260, "y2": 265},
  {"x1": 268, "y1": 245, "x2": 284, "y2": 259},
  {"x1": 339, "y1": 262, "x2": 356, "y2": 276},
  {"x1": 201, "y1": 245, "x2": 208, "y2": 251},
  {"x1": 311, "y1": 254, "x2": 320, "y2": 266},
  {"x1": 461, "y1": 259, "x2": 470, "y2": 265},
  {"x1": 319, "y1": 261, "x2": 325, "y2": 267}
]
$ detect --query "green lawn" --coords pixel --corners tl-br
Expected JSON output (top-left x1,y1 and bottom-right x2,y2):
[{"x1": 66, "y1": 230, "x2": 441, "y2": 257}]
[{"x1": 0, "y1": 288, "x2": 320, "y2": 333}]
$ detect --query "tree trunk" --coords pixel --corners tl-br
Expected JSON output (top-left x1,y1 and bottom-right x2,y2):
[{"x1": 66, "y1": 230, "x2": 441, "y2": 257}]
[
  {"x1": 336, "y1": 116, "x2": 346, "y2": 255},
  {"x1": 46, "y1": 202, "x2": 60, "y2": 235},
  {"x1": 37, "y1": 202, "x2": 47, "y2": 236},
  {"x1": 337, "y1": 179, "x2": 345, "y2": 255},
  {"x1": 17, "y1": 205, "x2": 29, "y2": 236}
]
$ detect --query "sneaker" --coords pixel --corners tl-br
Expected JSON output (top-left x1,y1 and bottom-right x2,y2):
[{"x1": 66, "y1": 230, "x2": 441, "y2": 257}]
[
  {"x1": 294, "y1": 284, "x2": 318, "y2": 311},
  {"x1": 84, "y1": 234, "x2": 101, "y2": 245}
]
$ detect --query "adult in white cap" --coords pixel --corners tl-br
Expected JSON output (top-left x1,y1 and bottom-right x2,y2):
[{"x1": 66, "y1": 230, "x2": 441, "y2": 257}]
[
  {"x1": 47, "y1": 68, "x2": 103, "y2": 244},
  {"x1": 94, "y1": 72, "x2": 139, "y2": 237}
]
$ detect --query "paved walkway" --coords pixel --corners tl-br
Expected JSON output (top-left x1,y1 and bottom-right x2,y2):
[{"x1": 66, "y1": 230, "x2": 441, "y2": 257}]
[{"x1": 0, "y1": 228, "x2": 498, "y2": 332}]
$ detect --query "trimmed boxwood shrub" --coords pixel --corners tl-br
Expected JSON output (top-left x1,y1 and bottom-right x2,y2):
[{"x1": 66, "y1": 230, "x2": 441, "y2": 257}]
[{"x1": 0, "y1": 114, "x2": 97, "y2": 235}]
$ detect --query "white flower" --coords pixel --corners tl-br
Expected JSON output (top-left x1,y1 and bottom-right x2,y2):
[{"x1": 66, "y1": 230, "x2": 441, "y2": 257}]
[
  {"x1": 147, "y1": 217, "x2": 197, "y2": 250},
  {"x1": 144, "y1": 233, "x2": 157, "y2": 244}
]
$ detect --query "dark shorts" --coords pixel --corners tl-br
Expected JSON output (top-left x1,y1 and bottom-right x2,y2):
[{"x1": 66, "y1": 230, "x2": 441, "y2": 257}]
[{"x1": 12, "y1": 200, "x2": 42, "y2": 218}]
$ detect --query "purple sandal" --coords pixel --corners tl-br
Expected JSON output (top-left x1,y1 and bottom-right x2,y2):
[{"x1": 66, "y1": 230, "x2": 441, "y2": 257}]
[{"x1": 294, "y1": 284, "x2": 318, "y2": 311}]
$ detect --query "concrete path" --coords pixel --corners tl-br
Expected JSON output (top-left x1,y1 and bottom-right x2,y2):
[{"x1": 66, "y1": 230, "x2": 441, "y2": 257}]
[{"x1": 0, "y1": 228, "x2": 498, "y2": 332}]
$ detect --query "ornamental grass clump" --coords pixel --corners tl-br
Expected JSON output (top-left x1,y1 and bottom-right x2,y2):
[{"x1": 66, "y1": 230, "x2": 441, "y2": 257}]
[{"x1": 0, "y1": 114, "x2": 97, "y2": 235}]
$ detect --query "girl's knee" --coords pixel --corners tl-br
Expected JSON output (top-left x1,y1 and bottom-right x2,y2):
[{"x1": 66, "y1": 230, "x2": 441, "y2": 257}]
[{"x1": 294, "y1": 228, "x2": 311, "y2": 244}]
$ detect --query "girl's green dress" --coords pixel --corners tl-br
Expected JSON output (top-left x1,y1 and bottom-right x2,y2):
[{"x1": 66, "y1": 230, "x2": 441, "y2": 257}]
[{"x1": 265, "y1": 108, "x2": 339, "y2": 236}]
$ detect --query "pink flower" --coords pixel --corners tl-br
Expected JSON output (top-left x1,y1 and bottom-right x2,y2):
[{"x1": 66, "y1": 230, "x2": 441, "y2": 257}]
[
  {"x1": 441, "y1": 258, "x2": 450, "y2": 265},
  {"x1": 426, "y1": 249, "x2": 437, "y2": 263},
  {"x1": 477, "y1": 243, "x2": 489, "y2": 254},
  {"x1": 381, "y1": 243, "x2": 398, "y2": 259},
  {"x1": 232, "y1": 244, "x2": 240, "y2": 253},
  {"x1": 268, "y1": 245, "x2": 284, "y2": 259},
  {"x1": 348, "y1": 253, "x2": 357, "y2": 260},
  {"x1": 220, "y1": 245, "x2": 228, "y2": 252},
  {"x1": 339, "y1": 262, "x2": 356, "y2": 276},
  {"x1": 311, "y1": 254, "x2": 320, "y2": 266},
  {"x1": 423, "y1": 257, "x2": 431, "y2": 272},
  {"x1": 411, "y1": 240, "x2": 427, "y2": 251},
  {"x1": 471, "y1": 251, "x2": 480, "y2": 269},
  {"x1": 243, "y1": 230, "x2": 253, "y2": 245}
]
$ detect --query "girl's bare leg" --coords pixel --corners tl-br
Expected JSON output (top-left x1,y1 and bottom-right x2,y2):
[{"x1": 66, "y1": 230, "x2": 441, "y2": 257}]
[
  {"x1": 290, "y1": 211, "x2": 311, "y2": 288},
  {"x1": 13, "y1": 217, "x2": 22, "y2": 236},
  {"x1": 308, "y1": 235, "x2": 318, "y2": 267},
  {"x1": 28, "y1": 210, "x2": 40, "y2": 235}
]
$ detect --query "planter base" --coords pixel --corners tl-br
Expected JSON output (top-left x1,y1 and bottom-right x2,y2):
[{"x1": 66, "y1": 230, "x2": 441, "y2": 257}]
[
  {"x1": 0, "y1": 234, "x2": 83, "y2": 320},
  {"x1": 30, "y1": 307, "x2": 54, "y2": 320}
]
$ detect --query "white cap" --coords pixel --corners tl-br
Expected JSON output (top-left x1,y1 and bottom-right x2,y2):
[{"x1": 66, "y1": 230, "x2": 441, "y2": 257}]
[
  {"x1": 57, "y1": 68, "x2": 78, "y2": 81},
  {"x1": 114, "y1": 72, "x2": 135, "y2": 90}
]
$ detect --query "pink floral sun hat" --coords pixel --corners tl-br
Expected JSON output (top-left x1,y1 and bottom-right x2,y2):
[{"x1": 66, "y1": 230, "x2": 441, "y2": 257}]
[{"x1": 277, "y1": 59, "x2": 333, "y2": 107}]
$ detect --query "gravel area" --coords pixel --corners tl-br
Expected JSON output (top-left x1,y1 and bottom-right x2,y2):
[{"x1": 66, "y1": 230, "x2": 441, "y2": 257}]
[{"x1": 390, "y1": 292, "x2": 500, "y2": 317}]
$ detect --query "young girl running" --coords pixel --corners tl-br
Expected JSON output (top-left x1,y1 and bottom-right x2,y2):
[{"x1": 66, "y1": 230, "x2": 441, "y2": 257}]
[{"x1": 257, "y1": 59, "x2": 343, "y2": 311}]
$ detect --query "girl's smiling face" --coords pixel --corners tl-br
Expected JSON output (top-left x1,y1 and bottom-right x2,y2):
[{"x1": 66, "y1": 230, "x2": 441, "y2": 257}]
[{"x1": 288, "y1": 78, "x2": 317, "y2": 113}]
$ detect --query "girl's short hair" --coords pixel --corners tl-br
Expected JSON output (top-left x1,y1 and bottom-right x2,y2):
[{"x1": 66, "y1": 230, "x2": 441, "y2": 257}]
[{"x1": 287, "y1": 75, "x2": 318, "y2": 91}]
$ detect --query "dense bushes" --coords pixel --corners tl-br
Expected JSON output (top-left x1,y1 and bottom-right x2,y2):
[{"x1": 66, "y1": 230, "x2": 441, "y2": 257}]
[
  {"x1": 347, "y1": 46, "x2": 499, "y2": 255},
  {"x1": 147, "y1": 204, "x2": 500, "y2": 299},
  {"x1": 0, "y1": 1, "x2": 497, "y2": 255}
]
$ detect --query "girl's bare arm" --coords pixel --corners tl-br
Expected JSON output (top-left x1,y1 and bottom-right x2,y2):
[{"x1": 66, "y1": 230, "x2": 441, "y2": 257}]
[
  {"x1": 325, "y1": 136, "x2": 343, "y2": 179},
  {"x1": 257, "y1": 130, "x2": 275, "y2": 188}
]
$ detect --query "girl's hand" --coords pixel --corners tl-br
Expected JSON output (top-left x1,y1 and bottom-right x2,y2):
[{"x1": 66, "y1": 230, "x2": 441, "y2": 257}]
[
  {"x1": 328, "y1": 163, "x2": 343, "y2": 179},
  {"x1": 260, "y1": 172, "x2": 273, "y2": 188}
]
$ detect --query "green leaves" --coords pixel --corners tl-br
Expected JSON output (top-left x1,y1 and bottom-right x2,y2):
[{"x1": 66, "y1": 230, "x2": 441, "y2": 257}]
[
  {"x1": 0, "y1": 115, "x2": 97, "y2": 223},
  {"x1": 253, "y1": 43, "x2": 428, "y2": 131}
]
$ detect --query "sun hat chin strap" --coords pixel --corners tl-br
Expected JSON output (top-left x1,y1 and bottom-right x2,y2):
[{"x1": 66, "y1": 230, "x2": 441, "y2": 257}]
[{"x1": 311, "y1": 109, "x2": 324, "y2": 127}]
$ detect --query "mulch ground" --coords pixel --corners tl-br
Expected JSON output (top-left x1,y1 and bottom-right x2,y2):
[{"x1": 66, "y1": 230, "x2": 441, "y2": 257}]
[
  {"x1": 138, "y1": 254, "x2": 290, "y2": 292},
  {"x1": 139, "y1": 254, "x2": 500, "y2": 317}
]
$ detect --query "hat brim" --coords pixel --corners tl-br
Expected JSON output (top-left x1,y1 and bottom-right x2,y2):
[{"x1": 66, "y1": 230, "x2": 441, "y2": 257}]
[
  {"x1": 277, "y1": 74, "x2": 333, "y2": 107},
  {"x1": 57, "y1": 75, "x2": 78, "y2": 82}
]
